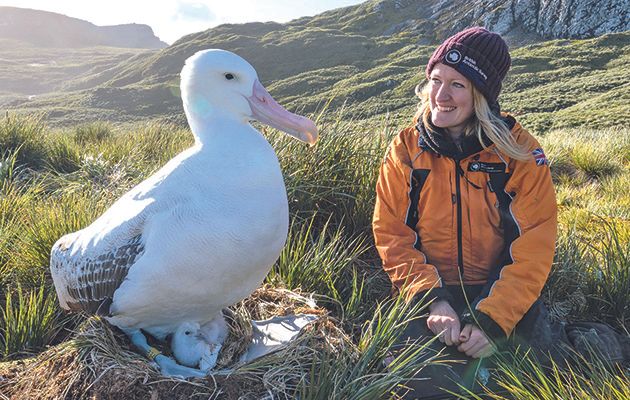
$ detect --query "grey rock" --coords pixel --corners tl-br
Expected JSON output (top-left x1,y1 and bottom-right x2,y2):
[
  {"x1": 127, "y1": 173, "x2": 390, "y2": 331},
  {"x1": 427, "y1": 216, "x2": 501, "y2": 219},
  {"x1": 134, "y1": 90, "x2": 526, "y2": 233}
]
[
  {"x1": 501, "y1": 0, "x2": 629, "y2": 38},
  {"x1": 374, "y1": 0, "x2": 416, "y2": 13},
  {"x1": 383, "y1": 19, "x2": 419, "y2": 35},
  {"x1": 375, "y1": 0, "x2": 630, "y2": 40}
]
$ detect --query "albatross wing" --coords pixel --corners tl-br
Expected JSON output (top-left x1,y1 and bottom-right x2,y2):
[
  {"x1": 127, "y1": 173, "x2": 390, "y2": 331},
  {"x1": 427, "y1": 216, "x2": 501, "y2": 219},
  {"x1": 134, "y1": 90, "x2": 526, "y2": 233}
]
[{"x1": 51, "y1": 232, "x2": 145, "y2": 315}]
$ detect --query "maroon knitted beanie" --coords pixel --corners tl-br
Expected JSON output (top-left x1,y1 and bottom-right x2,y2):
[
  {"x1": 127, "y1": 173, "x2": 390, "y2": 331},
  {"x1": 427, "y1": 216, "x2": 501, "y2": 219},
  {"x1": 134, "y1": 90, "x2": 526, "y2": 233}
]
[{"x1": 425, "y1": 27, "x2": 511, "y2": 104}]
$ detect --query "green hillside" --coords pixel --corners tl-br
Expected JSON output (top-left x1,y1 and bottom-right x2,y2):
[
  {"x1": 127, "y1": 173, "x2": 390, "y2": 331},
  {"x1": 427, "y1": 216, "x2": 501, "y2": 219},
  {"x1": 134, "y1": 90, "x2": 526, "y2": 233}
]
[
  {"x1": 503, "y1": 33, "x2": 630, "y2": 131},
  {"x1": 0, "y1": 39, "x2": 154, "y2": 111},
  {"x1": 3, "y1": 1, "x2": 628, "y2": 132}
]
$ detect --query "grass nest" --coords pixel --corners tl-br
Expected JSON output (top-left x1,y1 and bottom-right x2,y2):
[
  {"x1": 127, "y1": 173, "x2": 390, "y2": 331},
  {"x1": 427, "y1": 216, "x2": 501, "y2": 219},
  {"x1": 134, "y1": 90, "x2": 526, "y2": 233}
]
[{"x1": 0, "y1": 285, "x2": 341, "y2": 400}]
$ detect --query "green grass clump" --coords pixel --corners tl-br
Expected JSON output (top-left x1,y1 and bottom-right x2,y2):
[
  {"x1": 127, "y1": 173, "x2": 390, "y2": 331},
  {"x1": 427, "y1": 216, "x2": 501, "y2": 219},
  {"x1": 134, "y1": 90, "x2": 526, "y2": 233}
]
[
  {"x1": 469, "y1": 352, "x2": 630, "y2": 400},
  {"x1": 7, "y1": 190, "x2": 108, "y2": 286},
  {"x1": 45, "y1": 134, "x2": 82, "y2": 174},
  {"x1": 98, "y1": 122, "x2": 192, "y2": 169},
  {"x1": 546, "y1": 220, "x2": 630, "y2": 329},
  {"x1": 542, "y1": 127, "x2": 630, "y2": 221},
  {"x1": 271, "y1": 110, "x2": 392, "y2": 232},
  {"x1": 570, "y1": 143, "x2": 621, "y2": 179},
  {"x1": 269, "y1": 216, "x2": 373, "y2": 322},
  {"x1": 0, "y1": 284, "x2": 62, "y2": 358},
  {"x1": 0, "y1": 149, "x2": 19, "y2": 186},
  {"x1": 73, "y1": 122, "x2": 114, "y2": 145},
  {"x1": 0, "y1": 114, "x2": 82, "y2": 174},
  {"x1": 578, "y1": 220, "x2": 630, "y2": 327},
  {"x1": 0, "y1": 114, "x2": 49, "y2": 170},
  {"x1": 296, "y1": 296, "x2": 436, "y2": 400}
]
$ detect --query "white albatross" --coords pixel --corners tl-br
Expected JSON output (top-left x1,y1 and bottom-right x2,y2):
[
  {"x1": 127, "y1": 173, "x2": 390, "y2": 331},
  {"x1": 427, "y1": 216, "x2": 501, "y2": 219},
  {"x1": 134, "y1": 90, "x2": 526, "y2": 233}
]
[{"x1": 50, "y1": 49, "x2": 318, "y2": 377}]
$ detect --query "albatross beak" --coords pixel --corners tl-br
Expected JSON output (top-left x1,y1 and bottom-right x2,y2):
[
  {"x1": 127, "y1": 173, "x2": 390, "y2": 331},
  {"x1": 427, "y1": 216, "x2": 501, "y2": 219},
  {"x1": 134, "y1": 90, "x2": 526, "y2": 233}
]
[{"x1": 246, "y1": 80, "x2": 318, "y2": 145}]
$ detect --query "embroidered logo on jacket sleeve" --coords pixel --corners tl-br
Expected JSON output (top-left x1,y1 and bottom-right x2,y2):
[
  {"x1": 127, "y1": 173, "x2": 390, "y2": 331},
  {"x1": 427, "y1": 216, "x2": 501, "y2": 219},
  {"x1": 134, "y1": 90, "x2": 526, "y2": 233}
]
[{"x1": 532, "y1": 148, "x2": 548, "y2": 166}]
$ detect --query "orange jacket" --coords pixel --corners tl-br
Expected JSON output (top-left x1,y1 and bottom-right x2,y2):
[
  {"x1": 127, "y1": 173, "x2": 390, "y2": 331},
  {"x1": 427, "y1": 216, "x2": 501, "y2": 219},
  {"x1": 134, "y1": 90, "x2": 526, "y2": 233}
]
[{"x1": 373, "y1": 115, "x2": 557, "y2": 339}]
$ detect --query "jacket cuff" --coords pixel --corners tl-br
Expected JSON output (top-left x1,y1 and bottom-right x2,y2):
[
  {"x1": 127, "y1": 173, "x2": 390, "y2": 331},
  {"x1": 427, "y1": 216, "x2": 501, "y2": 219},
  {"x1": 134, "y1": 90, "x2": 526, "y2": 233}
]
[
  {"x1": 460, "y1": 309, "x2": 506, "y2": 342},
  {"x1": 411, "y1": 287, "x2": 454, "y2": 308}
]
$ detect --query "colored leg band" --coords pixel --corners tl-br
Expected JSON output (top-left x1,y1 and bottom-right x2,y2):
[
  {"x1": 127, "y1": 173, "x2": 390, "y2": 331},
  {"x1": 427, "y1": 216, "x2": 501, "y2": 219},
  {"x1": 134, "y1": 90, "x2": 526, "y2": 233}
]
[{"x1": 145, "y1": 347, "x2": 162, "y2": 360}]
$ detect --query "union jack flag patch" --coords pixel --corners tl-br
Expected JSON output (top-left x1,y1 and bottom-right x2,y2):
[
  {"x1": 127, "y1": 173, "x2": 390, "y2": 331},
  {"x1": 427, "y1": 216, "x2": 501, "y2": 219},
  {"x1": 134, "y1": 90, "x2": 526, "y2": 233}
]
[{"x1": 532, "y1": 148, "x2": 548, "y2": 166}]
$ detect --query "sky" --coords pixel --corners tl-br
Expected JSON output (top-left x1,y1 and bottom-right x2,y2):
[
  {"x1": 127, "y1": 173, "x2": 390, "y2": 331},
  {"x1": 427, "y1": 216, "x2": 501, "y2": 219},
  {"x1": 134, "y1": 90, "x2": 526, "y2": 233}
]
[{"x1": 0, "y1": 0, "x2": 366, "y2": 44}]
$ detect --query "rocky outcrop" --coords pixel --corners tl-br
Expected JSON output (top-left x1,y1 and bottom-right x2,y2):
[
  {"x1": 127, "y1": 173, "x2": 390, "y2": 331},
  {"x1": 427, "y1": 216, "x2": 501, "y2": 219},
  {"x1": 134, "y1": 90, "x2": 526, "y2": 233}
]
[
  {"x1": 98, "y1": 24, "x2": 167, "y2": 49},
  {"x1": 484, "y1": 0, "x2": 630, "y2": 39},
  {"x1": 0, "y1": 6, "x2": 167, "y2": 49},
  {"x1": 373, "y1": 0, "x2": 630, "y2": 40}
]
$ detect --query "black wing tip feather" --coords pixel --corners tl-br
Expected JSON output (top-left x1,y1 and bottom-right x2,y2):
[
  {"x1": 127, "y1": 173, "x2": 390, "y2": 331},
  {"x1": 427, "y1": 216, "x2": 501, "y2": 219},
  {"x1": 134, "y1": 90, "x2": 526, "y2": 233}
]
[{"x1": 65, "y1": 297, "x2": 113, "y2": 316}]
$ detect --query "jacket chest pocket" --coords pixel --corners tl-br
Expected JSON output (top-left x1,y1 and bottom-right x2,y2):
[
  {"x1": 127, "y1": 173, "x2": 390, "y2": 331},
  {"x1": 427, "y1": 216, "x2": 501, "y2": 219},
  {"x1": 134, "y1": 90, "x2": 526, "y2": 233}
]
[
  {"x1": 409, "y1": 168, "x2": 455, "y2": 259},
  {"x1": 465, "y1": 164, "x2": 508, "y2": 263}
]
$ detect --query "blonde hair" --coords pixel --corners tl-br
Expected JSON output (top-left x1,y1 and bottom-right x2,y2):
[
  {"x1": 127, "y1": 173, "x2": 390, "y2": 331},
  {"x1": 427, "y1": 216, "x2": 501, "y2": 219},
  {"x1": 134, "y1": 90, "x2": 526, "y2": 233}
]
[{"x1": 413, "y1": 83, "x2": 531, "y2": 161}]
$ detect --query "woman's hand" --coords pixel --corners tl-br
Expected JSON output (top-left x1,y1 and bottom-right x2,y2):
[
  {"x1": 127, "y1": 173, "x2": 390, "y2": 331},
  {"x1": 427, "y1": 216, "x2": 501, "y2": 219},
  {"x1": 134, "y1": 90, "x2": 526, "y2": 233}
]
[
  {"x1": 427, "y1": 300, "x2": 461, "y2": 346},
  {"x1": 457, "y1": 324, "x2": 496, "y2": 358}
]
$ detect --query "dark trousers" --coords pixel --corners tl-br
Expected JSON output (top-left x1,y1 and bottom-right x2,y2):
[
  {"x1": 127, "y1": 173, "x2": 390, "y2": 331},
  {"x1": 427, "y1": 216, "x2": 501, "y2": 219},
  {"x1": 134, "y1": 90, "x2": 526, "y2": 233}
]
[{"x1": 395, "y1": 285, "x2": 568, "y2": 400}]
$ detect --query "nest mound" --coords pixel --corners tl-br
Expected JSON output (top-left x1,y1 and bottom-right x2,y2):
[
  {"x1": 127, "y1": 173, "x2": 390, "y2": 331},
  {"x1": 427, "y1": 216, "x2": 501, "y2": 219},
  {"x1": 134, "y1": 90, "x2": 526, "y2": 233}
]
[{"x1": 0, "y1": 286, "x2": 346, "y2": 400}]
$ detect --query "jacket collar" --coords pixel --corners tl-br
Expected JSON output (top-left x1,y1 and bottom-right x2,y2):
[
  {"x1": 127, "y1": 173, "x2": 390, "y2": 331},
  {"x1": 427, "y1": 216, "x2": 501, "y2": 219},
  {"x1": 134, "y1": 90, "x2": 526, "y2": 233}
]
[{"x1": 415, "y1": 115, "x2": 516, "y2": 161}]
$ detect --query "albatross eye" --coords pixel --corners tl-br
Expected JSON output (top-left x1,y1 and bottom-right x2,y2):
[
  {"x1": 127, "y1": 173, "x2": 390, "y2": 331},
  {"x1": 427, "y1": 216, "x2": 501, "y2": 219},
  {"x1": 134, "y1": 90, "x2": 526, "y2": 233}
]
[
  {"x1": 224, "y1": 73, "x2": 235, "y2": 80},
  {"x1": 184, "y1": 330, "x2": 191, "y2": 335}
]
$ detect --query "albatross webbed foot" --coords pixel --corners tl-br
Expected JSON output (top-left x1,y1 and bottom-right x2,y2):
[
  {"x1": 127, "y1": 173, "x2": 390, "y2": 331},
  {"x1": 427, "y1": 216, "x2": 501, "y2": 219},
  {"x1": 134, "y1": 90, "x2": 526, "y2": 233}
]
[{"x1": 125, "y1": 329, "x2": 207, "y2": 378}]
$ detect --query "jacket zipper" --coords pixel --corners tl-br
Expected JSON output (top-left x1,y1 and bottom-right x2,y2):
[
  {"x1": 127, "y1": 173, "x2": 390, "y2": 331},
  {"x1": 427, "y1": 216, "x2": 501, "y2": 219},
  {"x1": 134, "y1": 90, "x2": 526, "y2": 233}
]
[{"x1": 454, "y1": 160, "x2": 464, "y2": 276}]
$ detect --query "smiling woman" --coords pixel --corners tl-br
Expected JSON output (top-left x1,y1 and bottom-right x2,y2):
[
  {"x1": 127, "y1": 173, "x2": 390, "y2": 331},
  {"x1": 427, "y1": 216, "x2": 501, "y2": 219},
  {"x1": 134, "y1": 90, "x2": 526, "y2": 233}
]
[
  {"x1": 373, "y1": 27, "x2": 565, "y2": 398},
  {"x1": 426, "y1": 64, "x2": 475, "y2": 137}
]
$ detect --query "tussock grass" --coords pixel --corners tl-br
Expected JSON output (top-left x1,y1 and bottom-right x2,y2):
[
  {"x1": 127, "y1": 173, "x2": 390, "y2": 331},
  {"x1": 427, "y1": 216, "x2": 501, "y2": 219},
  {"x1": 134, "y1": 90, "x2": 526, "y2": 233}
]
[
  {"x1": 270, "y1": 110, "x2": 392, "y2": 232},
  {"x1": 580, "y1": 220, "x2": 629, "y2": 327},
  {"x1": 0, "y1": 149, "x2": 19, "y2": 186},
  {"x1": 269, "y1": 216, "x2": 371, "y2": 321},
  {"x1": 570, "y1": 144, "x2": 621, "y2": 179},
  {"x1": 0, "y1": 180, "x2": 109, "y2": 288},
  {"x1": 45, "y1": 133, "x2": 82, "y2": 174},
  {"x1": 0, "y1": 284, "x2": 62, "y2": 358},
  {"x1": 295, "y1": 296, "x2": 437, "y2": 400},
  {"x1": 542, "y1": 127, "x2": 628, "y2": 181},
  {"x1": 99, "y1": 122, "x2": 192, "y2": 168},
  {"x1": 72, "y1": 122, "x2": 114, "y2": 145},
  {"x1": 9, "y1": 191, "x2": 107, "y2": 284},
  {"x1": 543, "y1": 128, "x2": 630, "y2": 222},
  {"x1": 462, "y1": 351, "x2": 630, "y2": 400},
  {"x1": 546, "y1": 221, "x2": 630, "y2": 329},
  {"x1": 0, "y1": 114, "x2": 628, "y2": 397},
  {"x1": 0, "y1": 114, "x2": 49, "y2": 170}
]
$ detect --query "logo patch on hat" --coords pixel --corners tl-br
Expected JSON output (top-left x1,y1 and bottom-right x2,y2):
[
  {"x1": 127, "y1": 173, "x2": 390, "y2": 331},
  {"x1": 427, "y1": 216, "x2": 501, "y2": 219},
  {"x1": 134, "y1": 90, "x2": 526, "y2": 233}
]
[{"x1": 445, "y1": 49, "x2": 462, "y2": 64}]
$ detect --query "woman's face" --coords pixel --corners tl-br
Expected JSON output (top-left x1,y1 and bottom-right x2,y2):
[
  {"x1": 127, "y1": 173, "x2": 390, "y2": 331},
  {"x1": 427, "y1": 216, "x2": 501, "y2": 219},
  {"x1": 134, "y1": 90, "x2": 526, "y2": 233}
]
[{"x1": 428, "y1": 63, "x2": 474, "y2": 137}]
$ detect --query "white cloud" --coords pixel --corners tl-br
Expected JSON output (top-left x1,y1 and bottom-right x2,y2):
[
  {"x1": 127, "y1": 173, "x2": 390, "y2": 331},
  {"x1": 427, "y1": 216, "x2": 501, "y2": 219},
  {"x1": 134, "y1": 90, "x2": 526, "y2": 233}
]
[{"x1": 173, "y1": 1, "x2": 216, "y2": 23}]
